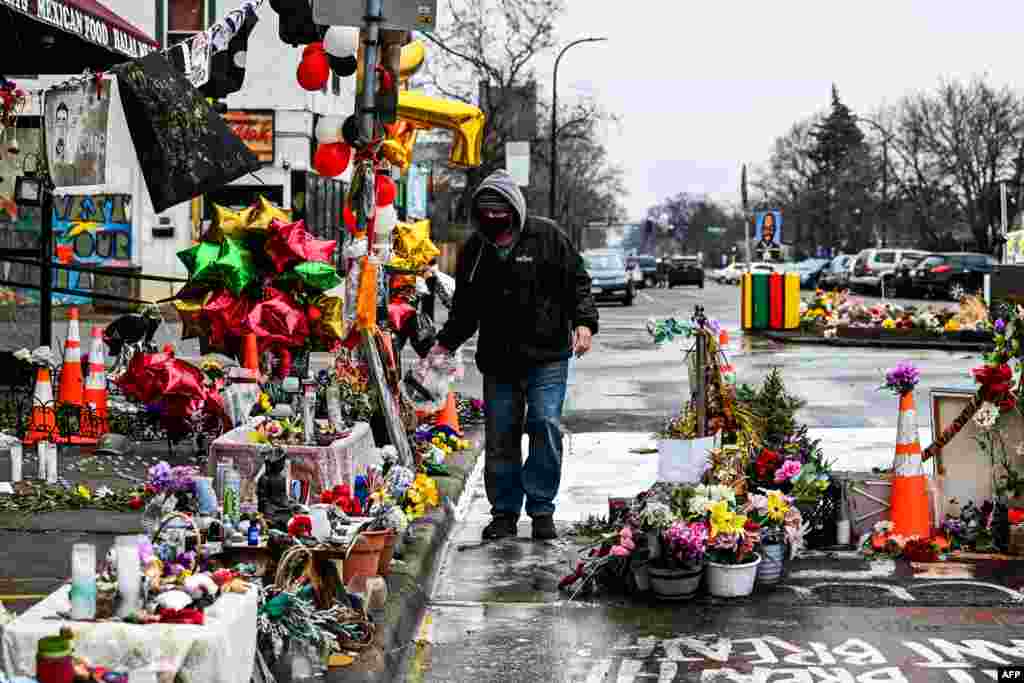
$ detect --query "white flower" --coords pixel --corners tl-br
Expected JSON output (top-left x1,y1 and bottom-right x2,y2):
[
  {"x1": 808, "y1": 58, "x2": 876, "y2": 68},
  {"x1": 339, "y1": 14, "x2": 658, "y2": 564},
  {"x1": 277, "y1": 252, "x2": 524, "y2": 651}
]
[
  {"x1": 707, "y1": 484, "x2": 736, "y2": 504},
  {"x1": 13, "y1": 348, "x2": 30, "y2": 362},
  {"x1": 974, "y1": 402, "x2": 1000, "y2": 431},
  {"x1": 824, "y1": 328, "x2": 837, "y2": 339},
  {"x1": 689, "y1": 495, "x2": 712, "y2": 516},
  {"x1": 95, "y1": 486, "x2": 113, "y2": 499},
  {"x1": 874, "y1": 520, "x2": 895, "y2": 534},
  {"x1": 30, "y1": 346, "x2": 58, "y2": 367}
]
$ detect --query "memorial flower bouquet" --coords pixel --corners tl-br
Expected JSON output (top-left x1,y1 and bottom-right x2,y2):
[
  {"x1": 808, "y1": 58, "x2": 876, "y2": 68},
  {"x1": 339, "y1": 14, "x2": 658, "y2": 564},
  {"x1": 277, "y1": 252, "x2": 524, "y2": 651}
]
[
  {"x1": 743, "y1": 489, "x2": 804, "y2": 547},
  {"x1": 704, "y1": 499, "x2": 760, "y2": 565},
  {"x1": 660, "y1": 520, "x2": 708, "y2": 570}
]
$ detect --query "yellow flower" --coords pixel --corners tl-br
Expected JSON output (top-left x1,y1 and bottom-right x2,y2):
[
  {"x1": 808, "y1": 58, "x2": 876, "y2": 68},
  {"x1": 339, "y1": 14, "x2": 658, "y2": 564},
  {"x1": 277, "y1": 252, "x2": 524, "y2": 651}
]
[
  {"x1": 882, "y1": 318, "x2": 896, "y2": 330},
  {"x1": 258, "y1": 393, "x2": 272, "y2": 412},
  {"x1": 766, "y1": 491, "x2": 788, "y2": 522},
  {"x1": 76, "y1": 485, "x2": 92, "y2": 500},
  {"x1": 945, "y1": 319, "x2": 961, "y2": 332},
  {"x1": 709, "y1": 500, "x2": 734, "y2": 538}
]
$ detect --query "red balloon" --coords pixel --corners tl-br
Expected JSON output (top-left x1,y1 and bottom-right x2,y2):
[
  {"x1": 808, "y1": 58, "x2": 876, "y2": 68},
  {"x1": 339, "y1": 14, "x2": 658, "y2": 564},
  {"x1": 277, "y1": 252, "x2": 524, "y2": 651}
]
[
  {"x1": 297, "y1": 51, "x2": 330, "y2": 91},
  {"x1": 313, "y1": 142, "x2": 351, "y2": 177},
  {"x1": 343, "y1": 201, "x2": 375, "y2": 236},
  {"x1": 303, "y1": 42, "x2": 325, "y2": 58},
  {"x1": 376, "y1": 175, "x2": 397, "y2": 207}
]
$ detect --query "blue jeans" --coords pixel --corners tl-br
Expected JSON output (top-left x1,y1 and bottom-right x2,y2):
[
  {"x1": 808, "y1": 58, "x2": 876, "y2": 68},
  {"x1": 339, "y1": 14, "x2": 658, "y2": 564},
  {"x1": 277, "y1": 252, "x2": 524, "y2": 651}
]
[{"x1": 483, "y1": 360, "x2": 569, "y2": 517}]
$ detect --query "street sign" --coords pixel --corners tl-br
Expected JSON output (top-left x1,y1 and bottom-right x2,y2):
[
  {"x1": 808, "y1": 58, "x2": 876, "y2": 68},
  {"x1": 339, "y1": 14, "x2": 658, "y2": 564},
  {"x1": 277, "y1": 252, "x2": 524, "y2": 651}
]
[
  {"x1": 706, "y1": 226, "x2": 725, "y2": 235},
  {"x1": 313, "y1": 0, "x2": 438, "y2": 32}
]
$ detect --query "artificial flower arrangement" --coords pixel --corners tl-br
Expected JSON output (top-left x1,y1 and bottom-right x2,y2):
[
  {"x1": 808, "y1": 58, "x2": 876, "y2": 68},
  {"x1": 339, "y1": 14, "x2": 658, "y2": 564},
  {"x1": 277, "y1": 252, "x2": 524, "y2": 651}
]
[
  {"x1": 366, "y1": 489, "x2": 410, "y2": 536},
  {"x1": 800, "y1": 290, "x2": 985, "y2": 338},
  {"x1": 659, "y1": 520, "x2": 708, "y2": 570},
  {"x1": 138, "y1": 461, "x2": 201, "y2": 513},
  {"x1": 250, "y1": 418, "x2": 305, "y2": 446},
  {"x1": 860, "y1": 520, "x2": 947, "y2": 562},
  {"x1": 704, "y1": 498, "x2": 760, "y2": 565},
  {"x1": 742, "y1": 489, "x2": 804, "y2": 548}
]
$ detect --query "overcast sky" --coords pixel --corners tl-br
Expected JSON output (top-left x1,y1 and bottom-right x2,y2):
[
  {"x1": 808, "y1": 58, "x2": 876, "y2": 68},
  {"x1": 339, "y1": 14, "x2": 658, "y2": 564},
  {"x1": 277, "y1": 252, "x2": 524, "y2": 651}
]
[{"x1": 541, "y1": 0, "x2": 1024, "y2": 220}]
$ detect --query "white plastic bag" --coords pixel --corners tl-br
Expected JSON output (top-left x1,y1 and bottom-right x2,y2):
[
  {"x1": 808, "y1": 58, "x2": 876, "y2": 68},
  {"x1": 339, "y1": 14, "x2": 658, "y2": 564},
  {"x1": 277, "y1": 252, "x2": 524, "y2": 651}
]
[
  {"x1": 563, "y1": 355, "x2": 578, "y2": 413},
  {"x1": 432, "y1": 267, "x2": 455, "y2": 309}
]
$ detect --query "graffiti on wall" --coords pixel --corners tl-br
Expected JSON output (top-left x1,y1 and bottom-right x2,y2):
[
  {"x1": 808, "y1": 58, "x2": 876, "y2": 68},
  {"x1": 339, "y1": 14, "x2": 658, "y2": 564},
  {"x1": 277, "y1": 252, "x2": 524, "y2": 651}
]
[{"x1": 51, "y1": 193, "x2": 134, "y2": 304}]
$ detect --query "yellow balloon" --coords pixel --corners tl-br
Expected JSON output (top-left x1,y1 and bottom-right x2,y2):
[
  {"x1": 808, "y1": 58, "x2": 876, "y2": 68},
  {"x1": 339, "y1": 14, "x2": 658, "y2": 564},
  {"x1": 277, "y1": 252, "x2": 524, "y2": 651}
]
[
  {"x1": 397, "y1": 92, "x2": 484, "y2": 168},
  {"x1": 248, "y1": 196, "x2": 291, "y2": 231},
  {"x1": 399, "y1": 40, "x2": 426, "y2": 82},
  {"x1": 211, "y1": 204, "x2": 254, "y2": 241},
  {"x1": 315, "y1": 295, "x2": 347, "y2": 341}
]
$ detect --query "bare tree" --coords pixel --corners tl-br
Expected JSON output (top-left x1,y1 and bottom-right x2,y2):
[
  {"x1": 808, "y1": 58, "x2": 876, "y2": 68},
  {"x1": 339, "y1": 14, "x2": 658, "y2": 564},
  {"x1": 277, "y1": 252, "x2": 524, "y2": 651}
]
[{"x1": 898, "y1": 78, "x2": 1024, "y2": 250}]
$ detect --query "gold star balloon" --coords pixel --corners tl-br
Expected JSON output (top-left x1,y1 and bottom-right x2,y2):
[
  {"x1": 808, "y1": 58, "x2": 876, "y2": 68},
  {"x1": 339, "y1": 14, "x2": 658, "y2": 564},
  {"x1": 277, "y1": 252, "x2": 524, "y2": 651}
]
[
  {"x1": 210, "y1": 203, "x2": 255, "y2": 242},
  {"x1": 315, "y1": 294, "x2": 346, "y2": 342},
  {"x1": 248, "y1": 196, "x2": 292, "y2": 231}
]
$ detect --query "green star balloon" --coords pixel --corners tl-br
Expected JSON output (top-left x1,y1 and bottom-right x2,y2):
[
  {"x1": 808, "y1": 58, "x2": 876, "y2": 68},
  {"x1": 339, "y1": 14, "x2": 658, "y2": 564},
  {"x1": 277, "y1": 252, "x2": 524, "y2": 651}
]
[
  {"x1": 293, "y1": 262, "x2": 343, "y2": 291},
  {"x1": 177, "y1": 241, "x2": 221, "y2": 278},
  {"x1": 216, "y1": 238, "x2": 257, "y2": 295}
]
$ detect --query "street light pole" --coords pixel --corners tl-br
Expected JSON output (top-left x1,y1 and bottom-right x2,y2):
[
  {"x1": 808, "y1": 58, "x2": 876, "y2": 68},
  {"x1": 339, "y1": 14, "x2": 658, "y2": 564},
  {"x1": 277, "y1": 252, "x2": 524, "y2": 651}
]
[{"x1": 549, "y1": 37, "x2": 607, "y2": 238}]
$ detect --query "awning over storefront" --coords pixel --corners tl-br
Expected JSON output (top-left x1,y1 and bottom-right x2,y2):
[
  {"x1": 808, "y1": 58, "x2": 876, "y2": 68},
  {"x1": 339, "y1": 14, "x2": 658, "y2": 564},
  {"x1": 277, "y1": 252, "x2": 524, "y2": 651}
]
[{"x1": 2, "y1": 0, "x2": 158, "y2": 74}]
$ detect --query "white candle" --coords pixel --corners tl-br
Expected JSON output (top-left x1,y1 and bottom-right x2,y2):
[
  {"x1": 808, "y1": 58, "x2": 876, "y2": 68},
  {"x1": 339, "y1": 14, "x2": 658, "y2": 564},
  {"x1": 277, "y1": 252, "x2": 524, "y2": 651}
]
[
  {"x1": 70, "y1": 543, "x2": 96, "y2": 620},
  {"x1": 116, "y1": 535, "x2": 140, "y2": 617},
  {"x1": 10, "y1": 440, "x2": 21, "y2": 482}
]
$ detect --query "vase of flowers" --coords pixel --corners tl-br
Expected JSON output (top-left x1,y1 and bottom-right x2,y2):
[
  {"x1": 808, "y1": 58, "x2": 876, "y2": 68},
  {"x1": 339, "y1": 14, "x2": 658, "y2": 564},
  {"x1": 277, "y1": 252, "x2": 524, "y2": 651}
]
[
  {"x1": 649, "y1": 520, "x2": 707, "y2": 601},
  {"x1": 141, "y1": 462, "x2": 201, "y2": 536},
  {"x1": 744, "y1": 489, "x2": 803, "y2": 586},
  {"x1": 704, "y1": 499, "x2": 762, "y2": 598}
]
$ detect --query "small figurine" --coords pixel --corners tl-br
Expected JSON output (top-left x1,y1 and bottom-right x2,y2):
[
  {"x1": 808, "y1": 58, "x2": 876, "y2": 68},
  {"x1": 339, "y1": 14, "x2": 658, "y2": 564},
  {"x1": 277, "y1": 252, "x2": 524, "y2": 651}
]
[{"x1": 257, "y1": 446, "x2": 292, "y2": 531}]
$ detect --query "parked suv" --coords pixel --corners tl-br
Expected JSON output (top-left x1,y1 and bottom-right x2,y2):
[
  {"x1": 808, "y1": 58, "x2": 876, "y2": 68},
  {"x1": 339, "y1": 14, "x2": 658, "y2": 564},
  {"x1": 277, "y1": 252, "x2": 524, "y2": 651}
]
[
  {"x1": 850, "y1": 248, "x2": 928, "y2": 294},
  {"x1": 817, "y1": 255, "x2": 854, "y2": 290},
  {"x1": 909, "y1": 252, "x2": 995, "y2": 300},
  {"x1": 663, "y1": 255, "x2": 705, "y2": 289},
  {"x1": 882, "y1": 252, "x2": 930, "y2": 298},
  {"x1": 583, "y1": 250, "x2": 635, "y2": 306}
]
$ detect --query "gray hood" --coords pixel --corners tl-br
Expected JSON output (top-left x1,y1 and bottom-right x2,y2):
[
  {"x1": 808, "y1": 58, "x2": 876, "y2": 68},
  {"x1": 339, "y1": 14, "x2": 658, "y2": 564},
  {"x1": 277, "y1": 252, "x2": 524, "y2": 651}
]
[{"x1": 472, "y1": 169, "x2": 527, "y2": 238}]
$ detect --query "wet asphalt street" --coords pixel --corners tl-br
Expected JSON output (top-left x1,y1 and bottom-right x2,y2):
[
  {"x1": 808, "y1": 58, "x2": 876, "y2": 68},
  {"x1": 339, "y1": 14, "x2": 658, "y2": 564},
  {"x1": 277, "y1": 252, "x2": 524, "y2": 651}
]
[{"x1": 406, "y1": 282, "x2": 1024, "y2": 683}]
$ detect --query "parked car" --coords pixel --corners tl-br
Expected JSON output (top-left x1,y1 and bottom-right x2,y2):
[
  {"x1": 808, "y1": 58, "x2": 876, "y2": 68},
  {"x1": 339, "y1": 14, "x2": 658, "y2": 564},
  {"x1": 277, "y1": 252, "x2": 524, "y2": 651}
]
[
  {"x1": 850, "y1": 248, "x2": 928, "y2": 294},
  {"x1": 881, "y1": 252, "x2": 930, "y2": 298},
  {"x1": 583, "y1": 249, "x2": 635, "y2": 306},
  {"x1": 715, "y1": 262, "x2": 749, "y2": 284},
  {"x1": 817, "y1": 255, "x2": 855, "y2": 290},
  {"x1": 626, "y1": 255, "x2": 658, "y2": 288},
  {"x1": 663, "y1": 255, "x2": 705, "y2": 289},
  {"x1": 786, "y1": 258, "x2": 830, "y2": 288},
  {"x1": 908, "y1": 252, "x2": 995, "y2": 300}
]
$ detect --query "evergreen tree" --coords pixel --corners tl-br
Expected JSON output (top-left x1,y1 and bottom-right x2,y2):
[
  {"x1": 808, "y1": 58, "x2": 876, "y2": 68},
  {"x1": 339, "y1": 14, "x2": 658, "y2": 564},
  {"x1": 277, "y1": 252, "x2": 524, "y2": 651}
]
[{"x1": 747, "y1": 368, "x2": 806, "y2": 450}]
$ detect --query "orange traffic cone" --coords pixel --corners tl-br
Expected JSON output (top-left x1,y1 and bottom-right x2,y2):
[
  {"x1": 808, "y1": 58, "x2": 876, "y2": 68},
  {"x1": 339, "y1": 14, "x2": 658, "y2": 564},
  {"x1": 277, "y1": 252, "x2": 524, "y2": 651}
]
[
  {"x1": 25, "y1": 367, "x2": 56, "y2": 446},
  {"x1": 719, "y1": 329, "x2": 730, "y2": 347},
  {"x1": 433, "y1": 392, "x2": 461, "y2": 437},
  {"x1": 82, "y1": 327, "x2": 108, "y2": 440},
  {"x1": 57, "y1": 308, "x2": 84, "y2": 407},
  {"x1": 889, "y1": 391, "x2": 932, "y2": 539},
  {"x1": 241, "y1": 333, "x2": 260, "y2": 373}
]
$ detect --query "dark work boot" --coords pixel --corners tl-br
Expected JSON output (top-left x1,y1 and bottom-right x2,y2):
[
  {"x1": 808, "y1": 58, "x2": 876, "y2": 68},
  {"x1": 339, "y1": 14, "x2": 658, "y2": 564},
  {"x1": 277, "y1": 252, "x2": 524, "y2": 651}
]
[
  {"x1": 531, "y1": 515, "x2": 557, "y2": 541},
  {"x1": 482, "y1": 514, "x2": 519, "y2": 540}
]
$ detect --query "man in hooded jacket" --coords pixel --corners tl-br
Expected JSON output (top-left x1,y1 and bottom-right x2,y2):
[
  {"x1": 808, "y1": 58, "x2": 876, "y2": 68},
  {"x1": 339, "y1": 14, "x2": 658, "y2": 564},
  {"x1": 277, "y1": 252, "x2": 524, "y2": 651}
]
[{"x1": 432, "y1": 170, "x2": 599, "y2": 540}]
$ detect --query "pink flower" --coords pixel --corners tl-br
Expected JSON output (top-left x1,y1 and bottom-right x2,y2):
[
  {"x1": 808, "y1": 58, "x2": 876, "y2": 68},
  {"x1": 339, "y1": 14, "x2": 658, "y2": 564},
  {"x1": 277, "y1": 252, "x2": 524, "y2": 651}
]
[
  {"x1": 775, "y1": 460, "x2": 802, "y2": 483},
  {"x1": 610, "y1": 545, "x2": 630, "y2": 557},
  {"x1": 618, "y1": 527, "x2": 636, "y2": 551}
]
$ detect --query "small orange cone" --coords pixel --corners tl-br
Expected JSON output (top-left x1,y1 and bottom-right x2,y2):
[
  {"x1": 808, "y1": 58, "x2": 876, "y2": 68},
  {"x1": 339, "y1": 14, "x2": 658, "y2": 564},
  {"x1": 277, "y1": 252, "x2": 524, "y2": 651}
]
[
  {"x1": 25, "y1": 367, "x2": 56, "y2": 446},
  {"x1": 241, "y1": 332, "x2": 260, "y2": 373},
  {"x1": 433, "y1": 392, "x2": 461, "y2": 436},
  {"x1": 57, "y1": 308, "x2": 84, "y2": 407},
  {"x1": 890, "y1": 391, "x2": 931, "y2": 539},
  {"x1": 82, "y1": 327, "x2": 108, "y2": 440}
]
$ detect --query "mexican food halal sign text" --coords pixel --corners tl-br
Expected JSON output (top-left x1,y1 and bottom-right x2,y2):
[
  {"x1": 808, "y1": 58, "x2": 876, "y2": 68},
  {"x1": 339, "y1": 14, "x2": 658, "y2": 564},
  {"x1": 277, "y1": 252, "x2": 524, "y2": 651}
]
[{"x1": 2, "y1": 0, "x2": 155, "y2": 59}]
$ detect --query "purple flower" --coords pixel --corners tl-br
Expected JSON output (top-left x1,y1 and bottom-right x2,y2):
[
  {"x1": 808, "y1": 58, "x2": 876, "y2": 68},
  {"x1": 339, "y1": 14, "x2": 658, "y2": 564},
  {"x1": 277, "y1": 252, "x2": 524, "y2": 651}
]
[
  {"x1": 882, "y1": 362, "x2": 920, "y2": 395},
  {"x1": 995, "y1": 319, "x2": 1006, "y2": 333}
]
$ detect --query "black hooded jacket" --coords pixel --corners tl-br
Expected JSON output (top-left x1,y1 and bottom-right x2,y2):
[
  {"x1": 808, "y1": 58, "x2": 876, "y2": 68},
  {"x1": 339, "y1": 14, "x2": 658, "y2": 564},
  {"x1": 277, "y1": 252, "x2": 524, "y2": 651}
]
[{"x1": 435, "y1": 172, "x2": 599, "y2": 376}]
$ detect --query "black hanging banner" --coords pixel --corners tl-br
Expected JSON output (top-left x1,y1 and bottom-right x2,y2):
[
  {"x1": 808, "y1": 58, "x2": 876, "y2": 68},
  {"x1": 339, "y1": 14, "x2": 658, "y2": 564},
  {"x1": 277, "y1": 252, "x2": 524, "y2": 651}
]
[
  {"x1": 200, "y1": 11, "x2": 260, "y2": 99},
  {"x1": 113, "y1": 51, "x2": 260, "y2": 213}
]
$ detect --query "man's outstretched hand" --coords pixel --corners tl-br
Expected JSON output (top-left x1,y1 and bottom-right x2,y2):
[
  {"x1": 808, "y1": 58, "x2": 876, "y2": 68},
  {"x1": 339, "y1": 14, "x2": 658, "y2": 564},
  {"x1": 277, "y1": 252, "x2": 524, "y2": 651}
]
[{"x1": 573, "y1": 326, "x2": 592, "y2": 358}]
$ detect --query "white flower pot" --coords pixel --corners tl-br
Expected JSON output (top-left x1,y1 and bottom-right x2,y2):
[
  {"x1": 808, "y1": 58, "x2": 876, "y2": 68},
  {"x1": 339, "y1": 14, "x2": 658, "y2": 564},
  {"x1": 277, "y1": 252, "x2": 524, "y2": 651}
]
[
  {"x1": 657, "y1": 433, "x2": 720, "y2": 484},
  {"x1": 648, "y1": 564, "x2": 703, "y2": 601},
  {"x1": 706, "y1": 553, "x2": 761, "y2": 598}
]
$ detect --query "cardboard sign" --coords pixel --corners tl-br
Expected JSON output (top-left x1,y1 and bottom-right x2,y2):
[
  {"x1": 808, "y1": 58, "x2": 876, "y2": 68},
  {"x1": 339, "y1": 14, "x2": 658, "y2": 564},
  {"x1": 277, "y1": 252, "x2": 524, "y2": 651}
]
[{"x1": 44, "y1": 83, "x2": 111, "y2": 187}]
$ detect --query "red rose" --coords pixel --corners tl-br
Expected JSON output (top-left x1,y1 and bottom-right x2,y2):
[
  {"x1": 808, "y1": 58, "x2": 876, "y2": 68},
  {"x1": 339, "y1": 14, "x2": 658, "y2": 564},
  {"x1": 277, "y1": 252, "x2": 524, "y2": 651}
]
[
  {"x1": 352, "y1": 498, "x2": 362, "y2": 515},
  {"x1": 288, "y1": 515, "x2": 313, "y2": 537},
  {"x1": 333, "y1": 484, "x2": 351, "y2": 498},
  {"x1": 144, "y1": 484, "x2": 156, "y2": 496},
  {"x1": 320, "y1": 491, "x2": 335, "y2": 504},
  {"x1": 744, "y1": 519, "x2": 761, "y2": 532},
  {"x1": 129, "y1": 496, "x2": 143, "y2": 510}
]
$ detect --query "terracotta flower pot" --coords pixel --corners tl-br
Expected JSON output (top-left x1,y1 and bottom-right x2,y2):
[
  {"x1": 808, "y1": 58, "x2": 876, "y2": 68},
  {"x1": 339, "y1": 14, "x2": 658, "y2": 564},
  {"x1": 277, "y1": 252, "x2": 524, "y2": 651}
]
[
  {"x1": 376, "y1": 530, "x2": 397, "y2": 576},
  {"x1": 343, "y1": 530, "x2": 391, "y2": 583}
]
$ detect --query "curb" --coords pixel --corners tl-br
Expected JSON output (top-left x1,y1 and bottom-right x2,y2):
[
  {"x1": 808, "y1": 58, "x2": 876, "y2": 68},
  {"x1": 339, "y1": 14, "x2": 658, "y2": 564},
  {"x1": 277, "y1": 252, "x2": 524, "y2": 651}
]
[
  {"x1": 760, "y1": 331, "x2": 993, "y2": 352},
  {"x1": 329, "y1": 428, "x2": 483, "y2": 682}
]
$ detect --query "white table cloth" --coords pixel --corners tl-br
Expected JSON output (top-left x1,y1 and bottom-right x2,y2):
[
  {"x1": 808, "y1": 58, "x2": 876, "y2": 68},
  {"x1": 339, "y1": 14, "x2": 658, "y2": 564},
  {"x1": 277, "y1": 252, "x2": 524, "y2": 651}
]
[{"x1": 1, "y1": 585, "x2": 258, "y2": 683}]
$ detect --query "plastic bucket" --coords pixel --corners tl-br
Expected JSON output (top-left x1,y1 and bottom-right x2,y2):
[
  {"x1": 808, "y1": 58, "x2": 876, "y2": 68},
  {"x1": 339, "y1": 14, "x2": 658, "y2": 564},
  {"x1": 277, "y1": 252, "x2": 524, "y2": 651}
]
[
  {"x1": 649, "y1": 564, "x2": 703, "y2": 601},
  {"x1": 706, "y1": 554, "x2": 761, "y2": 598}
]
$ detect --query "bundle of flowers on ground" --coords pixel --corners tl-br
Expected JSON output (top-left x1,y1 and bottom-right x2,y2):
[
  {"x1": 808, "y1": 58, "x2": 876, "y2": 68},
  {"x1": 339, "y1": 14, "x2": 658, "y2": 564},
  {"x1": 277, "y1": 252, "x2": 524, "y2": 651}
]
[{"x1": 798, "y1": 291, "x2": 989, "y2": 340}]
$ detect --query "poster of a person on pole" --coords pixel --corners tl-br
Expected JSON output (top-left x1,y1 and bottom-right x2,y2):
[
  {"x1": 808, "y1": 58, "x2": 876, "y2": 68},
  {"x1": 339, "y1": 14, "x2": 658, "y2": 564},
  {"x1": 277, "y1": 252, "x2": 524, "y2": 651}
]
[{"x1": 755, "y1": 210, "x2": 782, "y2": 261}]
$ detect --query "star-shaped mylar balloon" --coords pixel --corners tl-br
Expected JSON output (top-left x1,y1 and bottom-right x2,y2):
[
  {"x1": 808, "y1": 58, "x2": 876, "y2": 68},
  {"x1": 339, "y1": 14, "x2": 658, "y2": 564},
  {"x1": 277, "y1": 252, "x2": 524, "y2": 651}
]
[
  {"x1": 247, "y1": 287, "x2": 310, "y2": 350},
  {"x1": 208, "y1": 203, "x2": 256, "y2": 242},
  {"x1": 248, "y1": 196, "x2": 292, "y2": 231},
  {"x1": 265, "y1": 218, "x2": 337, "y2": 273},
  {"x1": 216, "y1": 238, "x2": 258, "y2": 295}
]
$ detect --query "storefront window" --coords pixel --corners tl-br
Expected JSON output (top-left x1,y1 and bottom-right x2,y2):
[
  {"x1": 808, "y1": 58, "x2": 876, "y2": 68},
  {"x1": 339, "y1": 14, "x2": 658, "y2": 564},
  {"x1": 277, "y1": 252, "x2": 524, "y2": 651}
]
[
  {"x1": 167, "y1": 0, "x2": 205, "y2": 47},
  {"x1": 0, "y1": 118, "x2": 43, "y2": 234}
]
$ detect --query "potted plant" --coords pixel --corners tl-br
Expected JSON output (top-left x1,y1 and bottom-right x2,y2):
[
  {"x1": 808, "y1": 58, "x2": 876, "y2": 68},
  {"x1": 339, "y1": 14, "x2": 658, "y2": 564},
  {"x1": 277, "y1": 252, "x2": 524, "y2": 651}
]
[
  {"x1": 704, "y1": 498, "x2": 762, "y2": 598},
  {"x1": 743, "y1": 489, "x2": 803, "y2": 586},
  {"x1": 366, "y1": 492, "x2": 409, "y2": 576},
  {"x1": 649, "y1": 520, "x2": 708, "y2": 601}
]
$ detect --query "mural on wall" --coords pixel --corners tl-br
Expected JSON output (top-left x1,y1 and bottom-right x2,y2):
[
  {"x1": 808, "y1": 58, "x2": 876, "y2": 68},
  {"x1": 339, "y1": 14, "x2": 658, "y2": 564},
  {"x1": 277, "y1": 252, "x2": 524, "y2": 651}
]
[{"x1": 52, "y1": 194, "x2": 134, "y2": 304}]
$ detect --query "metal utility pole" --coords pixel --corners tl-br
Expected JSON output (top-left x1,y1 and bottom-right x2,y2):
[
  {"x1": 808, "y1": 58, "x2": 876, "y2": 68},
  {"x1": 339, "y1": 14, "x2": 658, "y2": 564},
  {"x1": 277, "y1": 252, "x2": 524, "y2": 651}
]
[
  {"x1": 741, "y1": 163, "x2": 750, "y2": 269},
  {"x1": 549, "y1": 37, "x2": 607, "y2": 223}
]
